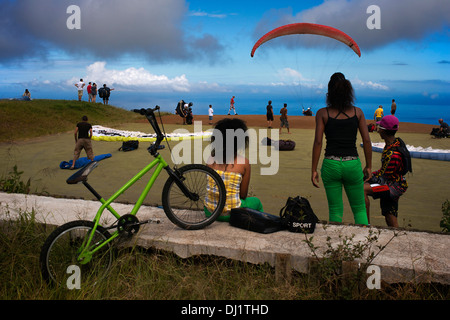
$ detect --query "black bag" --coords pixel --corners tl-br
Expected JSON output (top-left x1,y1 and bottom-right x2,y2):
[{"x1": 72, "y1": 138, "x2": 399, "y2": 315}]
[
  {"x1": 261, "y1": 137, "x2": 295, "y2": 151},
  {"x1": 230, "y1": 208, "x2": 283, "y2": 234},
  {"x1": 280, "y1": 196, "x2": 319, "y2": 233},
  {"x1": 278, "y1": 139, "x2": 296, "y2": 151},
  {"x1": 98, "y1": 88, "x2": 105, "y2": 98},
  {"x1": 119, "y1": 140, "x2": 139, "y2": 152}
]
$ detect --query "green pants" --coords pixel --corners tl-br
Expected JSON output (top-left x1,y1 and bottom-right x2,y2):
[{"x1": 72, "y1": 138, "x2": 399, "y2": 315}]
[
  {"x1": 321, "y1": 158, "x2": 368, "y2": 225},
  {"x1": 204, "y1": 197, "x2": 264, "y2": 222}
]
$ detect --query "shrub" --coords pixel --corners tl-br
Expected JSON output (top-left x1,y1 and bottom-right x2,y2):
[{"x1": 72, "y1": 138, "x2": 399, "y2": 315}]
[
  {"x1": 0, "y1": 165, "x2": 31, "y2": 194},
  {"x1": 440, "y1": 200, "x2": 450, "y2": 233}
]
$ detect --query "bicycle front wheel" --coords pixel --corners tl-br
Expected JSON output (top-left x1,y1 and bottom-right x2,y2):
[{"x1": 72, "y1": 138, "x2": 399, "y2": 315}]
[
  {"x1": 40, "y1": 220, "x2": 114, "y2": 287},
  {"x1": 162, "y1": 164, "x2": 226, "y2": 230}
]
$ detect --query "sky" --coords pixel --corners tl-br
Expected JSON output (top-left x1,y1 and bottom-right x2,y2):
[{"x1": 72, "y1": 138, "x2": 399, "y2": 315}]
[{"x1": 0, "y1": 0, "x2": 449, "y2": 114}]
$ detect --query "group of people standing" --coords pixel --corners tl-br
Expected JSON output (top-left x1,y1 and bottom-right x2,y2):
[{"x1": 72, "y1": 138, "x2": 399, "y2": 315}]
[
  {"x1": 204, "y1": 72, "x2": 410, "y2": 228},
  {"x1": 69, "y1": 73, "x2": 414, "y2": 229},
  {"x1": 74, "y1": 79, "x2": 114, "y2": 105},
  {"x1": 265, "y1": 101, "x2": 291, "y2": 134},
  {"x1": 312, "y1": 73, "x2": 410, "y2": 228},
  {"x1": 373, "y1": 99, "x2": 397, "y2": 122}
]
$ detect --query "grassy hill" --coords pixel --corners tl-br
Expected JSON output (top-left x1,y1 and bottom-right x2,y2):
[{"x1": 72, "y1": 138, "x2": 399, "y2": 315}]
[{"x1": 0, "y1": 99, "x2": 143, "y2": 143}]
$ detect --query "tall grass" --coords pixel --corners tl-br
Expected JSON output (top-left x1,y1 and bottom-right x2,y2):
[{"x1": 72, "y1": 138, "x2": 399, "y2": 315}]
[{"x1": 0, "y1": 208, "x2": 448, "y2": 300}]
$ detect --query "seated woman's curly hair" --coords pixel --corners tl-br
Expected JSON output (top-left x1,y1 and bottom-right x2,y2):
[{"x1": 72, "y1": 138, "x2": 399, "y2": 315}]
[{"x1": 211, "y1": 118, "x2": 249, "y2": 164}]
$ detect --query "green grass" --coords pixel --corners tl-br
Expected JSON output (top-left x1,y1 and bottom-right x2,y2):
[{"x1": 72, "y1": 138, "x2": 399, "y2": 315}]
[
  {"x1": 0, "y1": 99, "x2": 448, "y2": 300},
  {"x1": 0, "y1": 99, "x2": 142, "y2": 142},
  {"x1": 0, "y1": 209, "x2": 448, "y2": 300}
]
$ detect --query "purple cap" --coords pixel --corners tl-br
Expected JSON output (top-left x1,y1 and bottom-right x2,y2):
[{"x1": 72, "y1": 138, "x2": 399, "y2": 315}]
[{"x1": 377, "y1": 115, "x2": 399, "y2": 131}]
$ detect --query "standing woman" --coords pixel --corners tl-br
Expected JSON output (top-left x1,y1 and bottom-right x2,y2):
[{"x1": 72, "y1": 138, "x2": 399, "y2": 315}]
[
  {"x1": 91, "y1": 83, "x2": 98, "y2": 103},
  {"x1": 266, "y1": 100, "x2": 274, "y2": 128},
  {"x1": 311, "y1": 72, "x2": 372, "y2": 225}
]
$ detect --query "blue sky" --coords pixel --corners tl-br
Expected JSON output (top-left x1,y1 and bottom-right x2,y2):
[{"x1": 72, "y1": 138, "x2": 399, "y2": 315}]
[{"x1": 0, "y1": 0, "x2": 449, "y2": 113}]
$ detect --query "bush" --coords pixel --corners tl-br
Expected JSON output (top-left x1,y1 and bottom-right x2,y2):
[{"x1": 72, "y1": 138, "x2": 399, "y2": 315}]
[
  {"x1": 0, "y1": 165, "x2": 30, "y2": 194},
  {"x1": 440, "y1": 200, "x2": 450, "y2": 233}
]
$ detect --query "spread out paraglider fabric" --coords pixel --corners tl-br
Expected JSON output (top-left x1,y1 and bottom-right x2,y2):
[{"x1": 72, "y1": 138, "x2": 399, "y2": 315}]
[
  {"x1": 91, "y1": 125, "x2": 212, "y2": 142},
  {"x1": 251, "y1": 23, "x2": 361, "y2": 58}
]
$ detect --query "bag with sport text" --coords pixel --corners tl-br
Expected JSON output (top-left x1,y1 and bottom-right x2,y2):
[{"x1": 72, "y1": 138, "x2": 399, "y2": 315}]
[{"x1": 279, "y1": 196, "x2": 319, "y2": 234}]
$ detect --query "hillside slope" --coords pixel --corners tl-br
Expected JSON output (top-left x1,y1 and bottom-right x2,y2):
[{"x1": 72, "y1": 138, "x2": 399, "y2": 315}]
[{"x1": 0, "y1": 99, "x2": 141, "y2": 142}]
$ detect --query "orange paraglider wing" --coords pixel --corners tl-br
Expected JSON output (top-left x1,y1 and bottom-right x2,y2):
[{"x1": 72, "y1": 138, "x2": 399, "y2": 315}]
[{"x1": 251, "y1": 23, "x2": 361, "y2": 57}]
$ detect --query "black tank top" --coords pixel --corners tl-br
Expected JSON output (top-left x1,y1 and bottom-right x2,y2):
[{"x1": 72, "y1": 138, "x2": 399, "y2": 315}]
[{"x1": 324, "y1": 107, "x2": 359, "y2": 157}]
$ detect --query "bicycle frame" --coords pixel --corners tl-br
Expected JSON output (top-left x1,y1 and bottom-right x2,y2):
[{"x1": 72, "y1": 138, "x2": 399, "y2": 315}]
[
  {"x1": 77, "y1": 153, "x2": 168, "y2": 264},
  {"x1": 75, "y1": 106, "x2": 189, "y2": 264}
]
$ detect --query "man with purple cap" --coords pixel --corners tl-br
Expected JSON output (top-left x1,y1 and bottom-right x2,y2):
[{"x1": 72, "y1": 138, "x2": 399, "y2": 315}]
[{"x1": 364, "y1": 115, "x2": 412, "y2": 227}]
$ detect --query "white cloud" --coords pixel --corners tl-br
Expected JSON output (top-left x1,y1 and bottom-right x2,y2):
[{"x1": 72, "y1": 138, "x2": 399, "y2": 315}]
[
  {"x1": 352, "y1": 77, "x2": 389, "y2": 91},
  {"x1": 189, "y1": 10, "x2": 228, "y2": 19},
  {"x1": 67, "y1": 62, "x2": 191, "y2": 92},
  {"x1": 66, "y1": 61, "x2": 230, "y2": 93},
  {"x1": 277, "y1": 68, "x2": 312, "y2": 82},
  {"x1": 422, "y1": 92, "x2": 440, "y2": 100},
  {"x1": 271, "y1": 68, "x2": 324, "y2": 89}
]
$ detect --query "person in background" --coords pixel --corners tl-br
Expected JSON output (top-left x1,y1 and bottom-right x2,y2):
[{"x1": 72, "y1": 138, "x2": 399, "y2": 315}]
[
  {"x1": 70, "y1": 115, "x2": 94, "y2": 170},
  {"x1": 374, "y1": 105, "x2": 384, "y2": 122},
  {"x1": 390, "y1": 99, "x2": 397, "y2": 115},
  {"x1": 91, "y1": 83, "x2": 98, "y2": 103},
  {"x1": 87, "y1": 82, "x2": 92, "y2": 102},
  {"x1": 438, "y1": 119, "x2": 449, "y2": 138},
  {"x1": 266, "y1": 100, "x2": 274, "y2": 128},
  {"x1": 228, "y1": 96, "x2": 238, "y2": 115},
  {"x1": 208, "y1": 105, "x2": 214, "y2": 125},
  {"x1": 22, "y1": 89, "x2": 31, "y2": 100},
  {"x1": 205, "y1": 118, "x2": 263, "y2": 222},
  {"x1": 364, "y1": 115, "x2": 410, "y2": 227},
  {"x1": 74, "y1": 79, "x2": 85, "y2": 101},
  {"x1": 311, "y1": 72, "x2": 372, "y2": 226},
  {"x1": 279, "y1": 103, "x2": 290, "y2": 134},
  {"x1": 99, "y1": 84, "x2": 114, "y2": 105}
]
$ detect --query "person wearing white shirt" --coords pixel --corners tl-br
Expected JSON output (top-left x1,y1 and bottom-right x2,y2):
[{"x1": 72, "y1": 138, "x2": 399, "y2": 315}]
[
  {"x1": 74, "y1": 79, "x2": 85, "y2": 101},
  {"x1": 208, "y1": 105, "x2": 214, "y2": 124}
]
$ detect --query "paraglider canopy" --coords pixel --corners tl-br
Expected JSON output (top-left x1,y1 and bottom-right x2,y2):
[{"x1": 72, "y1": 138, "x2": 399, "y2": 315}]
[{"x1": 251, "y1": 23, "x2": 361, "y2": 58}]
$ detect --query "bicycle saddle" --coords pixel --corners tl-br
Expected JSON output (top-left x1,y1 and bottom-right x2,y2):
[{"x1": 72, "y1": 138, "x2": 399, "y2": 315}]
[{"x1": 66, "y1": 161, "x2": 99, "y2": 185}]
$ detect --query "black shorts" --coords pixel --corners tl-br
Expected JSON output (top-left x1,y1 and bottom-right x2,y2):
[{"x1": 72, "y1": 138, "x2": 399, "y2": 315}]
[
  {"x1": 380, "y1": 195, "x2": 399, "y2": 217},
  {"x1": 266, "y1": 113, "x2": 274, "y2": 121}
]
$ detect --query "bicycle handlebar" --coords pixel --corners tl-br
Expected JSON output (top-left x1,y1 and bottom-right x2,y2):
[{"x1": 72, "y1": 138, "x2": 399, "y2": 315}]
[
  {"x1": 132, "y1": 106, "x2": 160, "y2": 115},
  {"x1": 132, "y1": 106, "x2": 165, "y2": 156}
]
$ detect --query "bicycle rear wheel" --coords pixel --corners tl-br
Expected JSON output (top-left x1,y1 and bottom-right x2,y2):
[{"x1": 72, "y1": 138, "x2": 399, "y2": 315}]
[
  {"x1": 162, "y1": 164, "x2": 226, "y2": 230},
  {"x1": 40, "y1": 220, "x2": 114, "y2": 287}
]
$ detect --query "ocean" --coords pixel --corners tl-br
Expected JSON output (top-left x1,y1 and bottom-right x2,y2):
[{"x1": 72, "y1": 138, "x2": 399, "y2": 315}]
[
  {"x1": 107, "y1": 91, "x2": 448, "y2": 126},
  {"x1": 2, "y1": 89, "x2": 448, "y2": 126}
]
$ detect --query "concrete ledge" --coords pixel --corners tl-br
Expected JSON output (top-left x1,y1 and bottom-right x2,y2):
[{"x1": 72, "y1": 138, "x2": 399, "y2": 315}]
[{"x1": 1, "y1": 192, "x2": 449, "y2": 285}]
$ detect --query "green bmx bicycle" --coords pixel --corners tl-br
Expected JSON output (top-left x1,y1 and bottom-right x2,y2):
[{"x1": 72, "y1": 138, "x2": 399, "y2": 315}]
[{"x1": 40, "y1": 106, "x2": 226, "y2": 287}]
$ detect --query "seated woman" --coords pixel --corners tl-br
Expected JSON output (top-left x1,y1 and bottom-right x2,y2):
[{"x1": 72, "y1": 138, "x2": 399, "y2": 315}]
[{"x1": 205, "y1": 118, "x2": 263, "y2": 221}]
